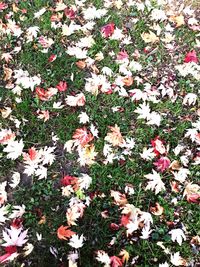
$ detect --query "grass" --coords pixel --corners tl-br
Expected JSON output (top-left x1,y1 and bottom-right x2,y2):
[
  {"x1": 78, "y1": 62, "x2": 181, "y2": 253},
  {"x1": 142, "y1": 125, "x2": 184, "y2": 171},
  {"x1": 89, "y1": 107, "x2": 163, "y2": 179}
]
[{"x1": 0, "y1": 0, "x2": 200, "y2": 266}]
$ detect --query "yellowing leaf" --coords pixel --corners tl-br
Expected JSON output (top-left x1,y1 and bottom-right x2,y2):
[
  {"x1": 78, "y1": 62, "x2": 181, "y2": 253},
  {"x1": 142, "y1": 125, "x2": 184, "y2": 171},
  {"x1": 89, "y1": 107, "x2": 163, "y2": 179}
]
[
  {"x1": 114, "y1": 0, "x2": 123, "y2": 9},
  {"x1": 169, "y1": 14, "x2": 185, "y2": 27},
  {"x1": 150, "y1": 202, "x2": 164, "y2": 216},
  {"x1": 141, "y1": 31, "x2": 159, "y2": 43},
  {"x1": 169, "y1": 160, "x2": 181, "y2": 170},
  {"x1": 76, "y1": 60, "x2": 86, "y2": 69},
  {"x1": 119, "y1": 249, "x2": 129, "y2": 263},
  {"x1": 38, "y1": 215, "x2": 46, "y2": 225},
  {"x1": 0, "y1": 107, "x2": 12, "y2": 118},
  {"x1": 12, "y1": 3, "x2": 19, "y2": 12},
  {"x1": 3, "y1": 66, "x2": 12, "y2": 81},
  {"x1": 95, "y1": 52, "x2": 104, "y2": 61},
  {"x1": 183, "y1": 182, "x2": 200, "y2": 197},
  {"x1": 190, "y1": 236, "x2": 200, "y2": 245},
  {"x1": 105, "y1": 125, "x2": 125, "y2": 147},
  {"x1": 122, "y1": 76, "x2": 133, "y2": 87},
  {"x1": 90, "y1": 64, "x2": 99, "y2": 74}
]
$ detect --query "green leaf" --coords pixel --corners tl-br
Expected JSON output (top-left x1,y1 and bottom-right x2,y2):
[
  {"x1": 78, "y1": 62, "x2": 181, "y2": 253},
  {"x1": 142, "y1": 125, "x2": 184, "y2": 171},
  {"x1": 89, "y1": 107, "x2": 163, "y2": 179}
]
[{"x1": 76, "y1": 189, "x2": 85, "y2": 200}]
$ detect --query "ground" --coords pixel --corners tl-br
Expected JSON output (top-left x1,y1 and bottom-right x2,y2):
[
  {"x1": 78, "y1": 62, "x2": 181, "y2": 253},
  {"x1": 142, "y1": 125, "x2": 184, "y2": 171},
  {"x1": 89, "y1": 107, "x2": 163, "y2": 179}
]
[{"x1": 0, "y1": 0, "x2": 200, "y2": 267}]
